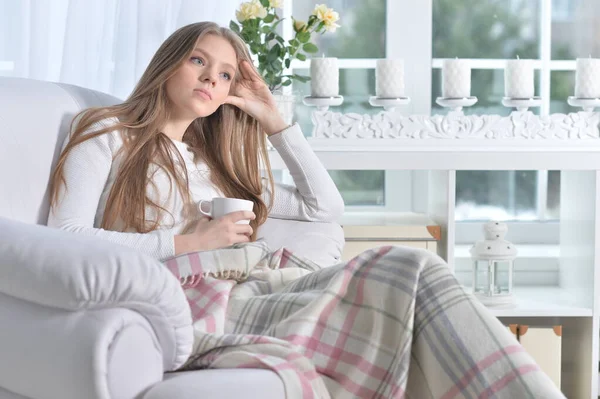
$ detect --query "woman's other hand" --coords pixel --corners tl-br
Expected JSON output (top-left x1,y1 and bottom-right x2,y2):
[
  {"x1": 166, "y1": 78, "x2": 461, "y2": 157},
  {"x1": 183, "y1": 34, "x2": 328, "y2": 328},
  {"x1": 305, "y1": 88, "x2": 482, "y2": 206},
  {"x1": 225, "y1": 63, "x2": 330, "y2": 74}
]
[
  {"x1": 174, "y1": 210, "x2": 255, "y2": 254},
  {"x1": 223, "y1": 60, "x2": 287, "y2": 135}
]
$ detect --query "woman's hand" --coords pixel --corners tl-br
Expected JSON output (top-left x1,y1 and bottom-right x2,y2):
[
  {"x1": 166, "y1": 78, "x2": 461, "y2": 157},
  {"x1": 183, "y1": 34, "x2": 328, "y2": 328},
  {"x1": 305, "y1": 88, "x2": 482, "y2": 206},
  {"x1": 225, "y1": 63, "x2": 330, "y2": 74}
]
[
  {"x1": 223, "y1": 60, "x2": 288, "y2": 135},
  {"x1": 174, "y1": 211, "x2": 255, "y2": 254}
]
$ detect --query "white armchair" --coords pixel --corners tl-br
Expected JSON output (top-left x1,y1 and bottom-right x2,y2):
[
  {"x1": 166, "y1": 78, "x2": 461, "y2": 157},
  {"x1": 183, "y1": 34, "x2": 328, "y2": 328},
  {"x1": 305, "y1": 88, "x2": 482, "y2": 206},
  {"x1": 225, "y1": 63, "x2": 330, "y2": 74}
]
[{"x1": 0, "y1": 77, "x2": 344, "y2": 399}]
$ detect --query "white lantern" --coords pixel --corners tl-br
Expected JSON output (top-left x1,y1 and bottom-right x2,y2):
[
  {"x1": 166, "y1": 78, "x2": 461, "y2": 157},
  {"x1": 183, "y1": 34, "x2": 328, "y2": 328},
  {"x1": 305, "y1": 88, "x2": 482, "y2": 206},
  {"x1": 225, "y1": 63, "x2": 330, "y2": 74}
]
[{"x1": 470, "y1": 221, "x2": 518, "y2": 307}]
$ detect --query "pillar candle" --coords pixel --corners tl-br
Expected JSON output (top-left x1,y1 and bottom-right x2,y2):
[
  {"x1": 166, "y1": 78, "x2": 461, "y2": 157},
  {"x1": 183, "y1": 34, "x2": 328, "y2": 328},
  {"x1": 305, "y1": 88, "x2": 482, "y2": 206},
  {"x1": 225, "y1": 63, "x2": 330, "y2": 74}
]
[
  {"x1": 575, "y1": 57, "x2": 600, "y2": 98},
  {"x1": 376, "y1": 59, "x2": 405, "y2": 98},
  {"x1": 310, "y1": 57, "x2": 339, "y2": 97},
  {"x1": 442, "y1": 58, "x2": 471, "y2": 98},
  {"x1": 504, "y1": 58, "x2": 534, "y2": 98}
]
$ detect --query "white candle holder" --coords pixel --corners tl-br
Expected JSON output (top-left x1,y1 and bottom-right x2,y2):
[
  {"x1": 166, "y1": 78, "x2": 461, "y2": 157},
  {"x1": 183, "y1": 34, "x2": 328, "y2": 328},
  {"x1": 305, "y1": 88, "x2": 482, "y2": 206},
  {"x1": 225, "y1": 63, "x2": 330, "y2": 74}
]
[
  {"x1": 369, "y1": 96, "x2": 411, "y2": 112},
  {"x1": 567, "y1": 96, "x2": 600, "y2": 112},
  {"x1": 302, "y1": 95, "x2": 344, "y2": 112},
  {"x1": 501, "y1": 96, "x2": 542, "y2": 112},
  {"x1": 435, "y1": 96, "x2": 478, "y2": 112}
]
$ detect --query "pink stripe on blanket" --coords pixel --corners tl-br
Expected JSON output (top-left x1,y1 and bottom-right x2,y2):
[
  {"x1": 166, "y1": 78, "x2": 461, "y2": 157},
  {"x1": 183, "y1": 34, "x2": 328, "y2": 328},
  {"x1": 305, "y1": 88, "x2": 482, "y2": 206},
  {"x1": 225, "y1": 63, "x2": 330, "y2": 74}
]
[
  {"x1": 323, "y1": 246, "x2": 381, "y2": 374},
  {"x1": 165, "y1": 251, "x2": 204, "y2": 283},
  {"x1": 285, "y1": 352, "x2": 321, "y2": 382},
  {"x1": 238, "y1": 353, "x2": 316, "y2": 399},
  {"x1": 303, "y1": 257, "x2": 361, "y2": 358},
  {"x1": 187, "y1": 280, "x2": 233, "y2": 326},
  {"x1": 441, "y1": 345, "x2": 530, "y2": 399},
  {"x1": 189, "y1": 251, "x2": 202, "y2": 270},
  {"x1": 283, "y1": 332, "x2": 396, "y2": 392}
]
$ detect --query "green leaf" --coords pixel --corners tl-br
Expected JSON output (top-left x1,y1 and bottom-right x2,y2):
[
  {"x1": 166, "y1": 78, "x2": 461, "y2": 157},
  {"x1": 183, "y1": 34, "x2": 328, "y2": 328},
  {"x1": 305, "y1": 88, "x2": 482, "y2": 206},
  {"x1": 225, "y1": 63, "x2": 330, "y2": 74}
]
[
  {"x1": 282, "y1": 80, "x2": 293, "y2": 86},
  {"x1": 302, "y1": 43, "x2": 318, "y2": 53},
  {"x1": 271, "y1": 18, "x2": 284, "y2": 30},
  {"x1": 285, "y1": 58, "x2": 291, "y2": 68},
  {"x1": 297, "y1": 32, "x2": 310, "y2": 43},
  {"x1": 271, "y1": 60, "x2": 283, "y2": 72},
  {"x1": 259, "y1": 0, "x2": 269, "y2": 7},
  {"x1": 267, "y1": 43, "x2": 281, "y2": 62},
  {"x1": 229, "y1": 21, "x2": 240, "y2": 33},
  {"x1": 289, "y1": 39, "x2": 299, "y2": 47},
  {"x1": 263, "y1": 13, "x2": 275, "y2": 23},
  {"x1": 250, "y1": 44, "x2": 261, "y2": 54},
  {"x1": 292, "y1": 74, "x2": 311, "y2": 83},
  {"x1": 296, "y1": 53, "x2": 306, "y2": 61}
]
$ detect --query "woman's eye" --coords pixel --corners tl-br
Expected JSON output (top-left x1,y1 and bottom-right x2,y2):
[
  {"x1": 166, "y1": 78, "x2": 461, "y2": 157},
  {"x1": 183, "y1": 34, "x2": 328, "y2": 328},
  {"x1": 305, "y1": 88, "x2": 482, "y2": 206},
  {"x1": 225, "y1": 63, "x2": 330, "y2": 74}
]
[
  {"x1": 220, "y1": 73, "x2": 231, "y2": 81},
  {"x1": 191, "y1": 57, "x2": 204, "y2": 65}
]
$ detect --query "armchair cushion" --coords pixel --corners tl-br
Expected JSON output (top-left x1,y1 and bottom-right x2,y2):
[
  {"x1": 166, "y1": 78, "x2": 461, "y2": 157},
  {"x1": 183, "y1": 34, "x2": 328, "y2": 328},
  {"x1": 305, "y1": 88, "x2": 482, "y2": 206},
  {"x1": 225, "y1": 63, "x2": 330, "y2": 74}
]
[{"x1": 257, "y1": 217, "x2": 344, "y2": 266}]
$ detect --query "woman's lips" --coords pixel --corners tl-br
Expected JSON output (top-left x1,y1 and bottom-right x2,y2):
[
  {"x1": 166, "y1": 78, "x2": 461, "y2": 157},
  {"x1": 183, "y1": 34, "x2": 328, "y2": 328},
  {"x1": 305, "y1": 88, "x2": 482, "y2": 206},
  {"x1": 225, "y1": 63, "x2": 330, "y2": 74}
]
[{"x1": 194, "y1": 89, "x2": 212, "y2": 100}]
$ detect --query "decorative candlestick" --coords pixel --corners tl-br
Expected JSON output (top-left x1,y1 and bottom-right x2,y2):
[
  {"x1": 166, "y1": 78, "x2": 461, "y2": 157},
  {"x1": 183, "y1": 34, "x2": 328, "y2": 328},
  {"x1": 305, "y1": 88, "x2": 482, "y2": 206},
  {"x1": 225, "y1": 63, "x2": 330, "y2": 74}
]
[
  {"x1": 575, "y1": 57, "x2": 600, "y2": 99},
  {"x1": 504, "y1": 57, "x2": 535, "y2": 99},
  {"x1": 442, "y1": 58, "x2": 471, "y2": 98},
  {"x1": 376, "y1": 59, "x2": 405, "y2": 98},
  {"x1": 309, "y1": 56, "x2": 339, "y2": 98}
]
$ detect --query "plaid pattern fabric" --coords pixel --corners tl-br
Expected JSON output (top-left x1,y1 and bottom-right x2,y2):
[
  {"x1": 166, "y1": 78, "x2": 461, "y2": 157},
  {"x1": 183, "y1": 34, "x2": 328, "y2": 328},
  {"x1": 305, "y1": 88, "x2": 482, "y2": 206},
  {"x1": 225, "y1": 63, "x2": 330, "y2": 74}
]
[{"x1": 165, "y1": 243, "x2": 565, "y2": 399}]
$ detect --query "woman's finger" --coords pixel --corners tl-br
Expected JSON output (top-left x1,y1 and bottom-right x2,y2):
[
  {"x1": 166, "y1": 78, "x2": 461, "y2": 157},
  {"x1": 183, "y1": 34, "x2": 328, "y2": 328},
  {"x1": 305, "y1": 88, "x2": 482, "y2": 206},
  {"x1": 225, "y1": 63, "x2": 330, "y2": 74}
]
[
  {"x1": 234, "y1": 224, "x2": 253, "y2": 236},
  {"x1": 241, "y1": 60, "x2": 262, "y2": 82},
  {"x1": 238, "y1": 60, "x2": 253, "y2": 81},
  {"x1": 223, "y1": 95, "x2": 244, "y2": 109}
]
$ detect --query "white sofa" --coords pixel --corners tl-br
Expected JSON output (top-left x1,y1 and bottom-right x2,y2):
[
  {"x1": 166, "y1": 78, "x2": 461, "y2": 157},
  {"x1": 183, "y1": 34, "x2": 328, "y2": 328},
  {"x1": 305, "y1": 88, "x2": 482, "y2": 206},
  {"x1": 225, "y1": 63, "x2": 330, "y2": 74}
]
[{"x1": 0, "y1": 77, "x2": 345, "y2": 399}]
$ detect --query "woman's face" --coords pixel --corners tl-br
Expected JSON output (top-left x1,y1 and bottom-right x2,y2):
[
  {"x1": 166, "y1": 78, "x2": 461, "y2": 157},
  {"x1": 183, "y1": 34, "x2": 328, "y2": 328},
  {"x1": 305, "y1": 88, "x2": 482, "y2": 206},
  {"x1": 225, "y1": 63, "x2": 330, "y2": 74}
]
[{"x1": 166, "y1": 34, "x2": 238, "y2": 120}]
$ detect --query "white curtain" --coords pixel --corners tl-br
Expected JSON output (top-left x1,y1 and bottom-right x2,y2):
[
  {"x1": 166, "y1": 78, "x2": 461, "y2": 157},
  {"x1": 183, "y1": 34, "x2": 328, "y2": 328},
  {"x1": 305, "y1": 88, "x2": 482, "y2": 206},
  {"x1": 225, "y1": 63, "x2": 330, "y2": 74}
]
[{"x1": 0, "y1": 0, "x2": 243, "y2": 99}]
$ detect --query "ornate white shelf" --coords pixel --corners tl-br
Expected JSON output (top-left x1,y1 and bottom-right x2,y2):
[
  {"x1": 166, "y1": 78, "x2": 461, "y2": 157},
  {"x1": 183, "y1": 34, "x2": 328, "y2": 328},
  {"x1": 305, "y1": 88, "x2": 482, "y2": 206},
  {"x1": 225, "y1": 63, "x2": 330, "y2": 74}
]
[
  {"x1": 307, "y1": 109, "x2": 600, "y2": 140},
  {"x1": 269, "y1": 109, "x2": 600, "y2": 170}
]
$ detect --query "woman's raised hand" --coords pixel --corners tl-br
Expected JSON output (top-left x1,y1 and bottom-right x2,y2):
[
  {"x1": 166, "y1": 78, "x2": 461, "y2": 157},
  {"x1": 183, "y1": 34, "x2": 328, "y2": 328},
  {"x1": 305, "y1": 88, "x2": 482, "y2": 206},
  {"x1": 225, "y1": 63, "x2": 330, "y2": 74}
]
[{"x1": 223, "y1": 60, "x2": 287, "y2": 135}]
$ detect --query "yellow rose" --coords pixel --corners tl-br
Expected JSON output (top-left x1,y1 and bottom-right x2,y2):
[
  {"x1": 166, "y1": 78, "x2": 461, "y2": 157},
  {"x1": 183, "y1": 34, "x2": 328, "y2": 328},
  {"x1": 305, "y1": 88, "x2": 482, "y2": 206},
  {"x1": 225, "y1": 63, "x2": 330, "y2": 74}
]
[
  {"x1": 269, "y1": 0, "x2": 283, "y2": 8},
  {"x1": 312, "y1": 4, "x2": 340, "y2": 32},
  {"x1": 293, "y1": 19, "x2": 307, "y2": 32},
  {"x1": 236, "y1": 0, "x2": 268, "y2": 22}
]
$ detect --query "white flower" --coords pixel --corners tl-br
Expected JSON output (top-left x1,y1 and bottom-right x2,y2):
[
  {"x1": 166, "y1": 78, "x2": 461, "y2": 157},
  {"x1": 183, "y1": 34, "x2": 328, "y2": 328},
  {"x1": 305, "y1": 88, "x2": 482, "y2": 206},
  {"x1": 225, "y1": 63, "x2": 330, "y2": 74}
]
[
  {"x1": 312, "y1": 4, "x2": 340, "y2": 32},
  {"x1": 269, "y1": 0, "x2": 283, "y2": 8},
  {"x1": 236, "y1": 0, "x2": 268, "y2": 22}
]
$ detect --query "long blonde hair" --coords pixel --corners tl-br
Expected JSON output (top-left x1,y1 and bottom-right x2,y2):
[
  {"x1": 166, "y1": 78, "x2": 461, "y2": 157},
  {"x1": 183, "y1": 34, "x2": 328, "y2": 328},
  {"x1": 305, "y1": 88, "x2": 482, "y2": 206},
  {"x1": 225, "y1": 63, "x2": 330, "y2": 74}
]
[{"x1": 50, "y1": 22, "x2": 274, "y2": 239}]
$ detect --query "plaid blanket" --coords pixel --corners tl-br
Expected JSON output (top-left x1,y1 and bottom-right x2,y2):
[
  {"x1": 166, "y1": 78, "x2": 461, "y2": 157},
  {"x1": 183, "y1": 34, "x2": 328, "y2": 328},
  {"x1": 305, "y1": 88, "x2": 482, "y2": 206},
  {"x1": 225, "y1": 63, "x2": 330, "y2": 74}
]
[{"x1": 164, "y1": 242, "x2": 565, "y2": 399}]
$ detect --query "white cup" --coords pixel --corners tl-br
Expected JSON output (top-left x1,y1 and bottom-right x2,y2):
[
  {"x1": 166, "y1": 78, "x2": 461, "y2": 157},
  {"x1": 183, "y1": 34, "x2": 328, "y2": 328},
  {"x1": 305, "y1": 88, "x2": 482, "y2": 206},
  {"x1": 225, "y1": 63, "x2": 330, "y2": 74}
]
[{"x1": 199, "y1": 197, "x2": 254, "y2": 224}]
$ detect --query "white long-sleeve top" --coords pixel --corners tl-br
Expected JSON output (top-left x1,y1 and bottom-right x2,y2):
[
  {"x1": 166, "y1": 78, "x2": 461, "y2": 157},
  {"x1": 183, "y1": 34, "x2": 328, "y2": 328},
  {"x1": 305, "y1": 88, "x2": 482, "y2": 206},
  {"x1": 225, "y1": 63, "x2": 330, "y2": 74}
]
[{"x1": 47, "y1": 118, "x2": 344, "y2": 261}]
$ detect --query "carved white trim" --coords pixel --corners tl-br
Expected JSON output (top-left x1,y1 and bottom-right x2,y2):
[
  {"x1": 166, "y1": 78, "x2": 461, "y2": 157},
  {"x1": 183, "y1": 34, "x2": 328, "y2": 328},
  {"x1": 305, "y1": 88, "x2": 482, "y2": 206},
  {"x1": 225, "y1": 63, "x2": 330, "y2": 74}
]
[{"x1": 310, "y1": 109, "x2": 600, "y2": 140}]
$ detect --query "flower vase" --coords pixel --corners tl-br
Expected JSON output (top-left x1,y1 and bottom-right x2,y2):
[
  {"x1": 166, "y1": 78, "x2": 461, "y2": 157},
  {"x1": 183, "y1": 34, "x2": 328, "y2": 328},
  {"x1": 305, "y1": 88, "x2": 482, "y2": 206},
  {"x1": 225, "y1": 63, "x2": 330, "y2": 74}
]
[{"x1": 272, "y1": 92, "x2": 297, "y2": 126}]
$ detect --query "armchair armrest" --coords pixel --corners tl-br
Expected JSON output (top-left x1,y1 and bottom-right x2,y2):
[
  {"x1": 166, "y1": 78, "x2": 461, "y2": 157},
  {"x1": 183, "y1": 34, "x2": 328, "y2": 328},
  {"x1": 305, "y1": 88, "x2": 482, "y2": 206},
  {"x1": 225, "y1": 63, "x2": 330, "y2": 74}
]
[
  {"x1": 0, "y1": 292, "x2": 162, "y2": 399},
  {"x1": 0, "y1": 218, "x2": 194, "y2": 399}
]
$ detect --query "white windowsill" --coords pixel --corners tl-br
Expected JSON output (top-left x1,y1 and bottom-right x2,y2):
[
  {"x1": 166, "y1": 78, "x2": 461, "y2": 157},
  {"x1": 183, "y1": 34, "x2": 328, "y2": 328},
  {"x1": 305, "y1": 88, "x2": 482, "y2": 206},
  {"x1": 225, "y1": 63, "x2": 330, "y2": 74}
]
[
  {"x1": 467, "y1": 287, "x2": 592, "y2": 318},
  {"x1": 454, "y1": 244, "x2": 560, "y2": 259}
]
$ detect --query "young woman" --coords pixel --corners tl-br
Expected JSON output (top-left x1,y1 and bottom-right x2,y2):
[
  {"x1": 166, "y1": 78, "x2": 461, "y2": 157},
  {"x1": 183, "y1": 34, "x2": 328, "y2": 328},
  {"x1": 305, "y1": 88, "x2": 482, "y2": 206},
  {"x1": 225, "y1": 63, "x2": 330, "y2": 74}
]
[
  {"x1": 48, "y1": 22, "x2": 344, "y2": 261},
  {"x1": 48, "y1": 22, "x2": 564, "y2": 399}
]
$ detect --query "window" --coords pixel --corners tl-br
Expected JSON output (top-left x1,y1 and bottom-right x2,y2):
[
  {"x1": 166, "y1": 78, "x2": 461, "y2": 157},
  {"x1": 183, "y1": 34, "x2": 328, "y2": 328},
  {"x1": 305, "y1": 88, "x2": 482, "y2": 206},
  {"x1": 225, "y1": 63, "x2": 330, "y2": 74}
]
[
  {"x1": 455, "y1": 170, "x2": 560, "y2": 221},
  {"x1": 289, "y1": 0, "x2": 387, "y2": 208},
  {"x1": 432, "y1": 0, "x2": 588, "y2": 226},
  {"x1": 289, "y1": 1, "x2": 575, "y2": 223}
]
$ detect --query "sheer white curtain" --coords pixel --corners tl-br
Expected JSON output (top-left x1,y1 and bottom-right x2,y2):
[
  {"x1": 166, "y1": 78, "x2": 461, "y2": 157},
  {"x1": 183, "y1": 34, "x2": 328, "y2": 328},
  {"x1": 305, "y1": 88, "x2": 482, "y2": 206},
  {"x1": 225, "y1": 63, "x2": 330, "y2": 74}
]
[{"x1": 0, "y1": 0, "x2": 242, "y2": 99}]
